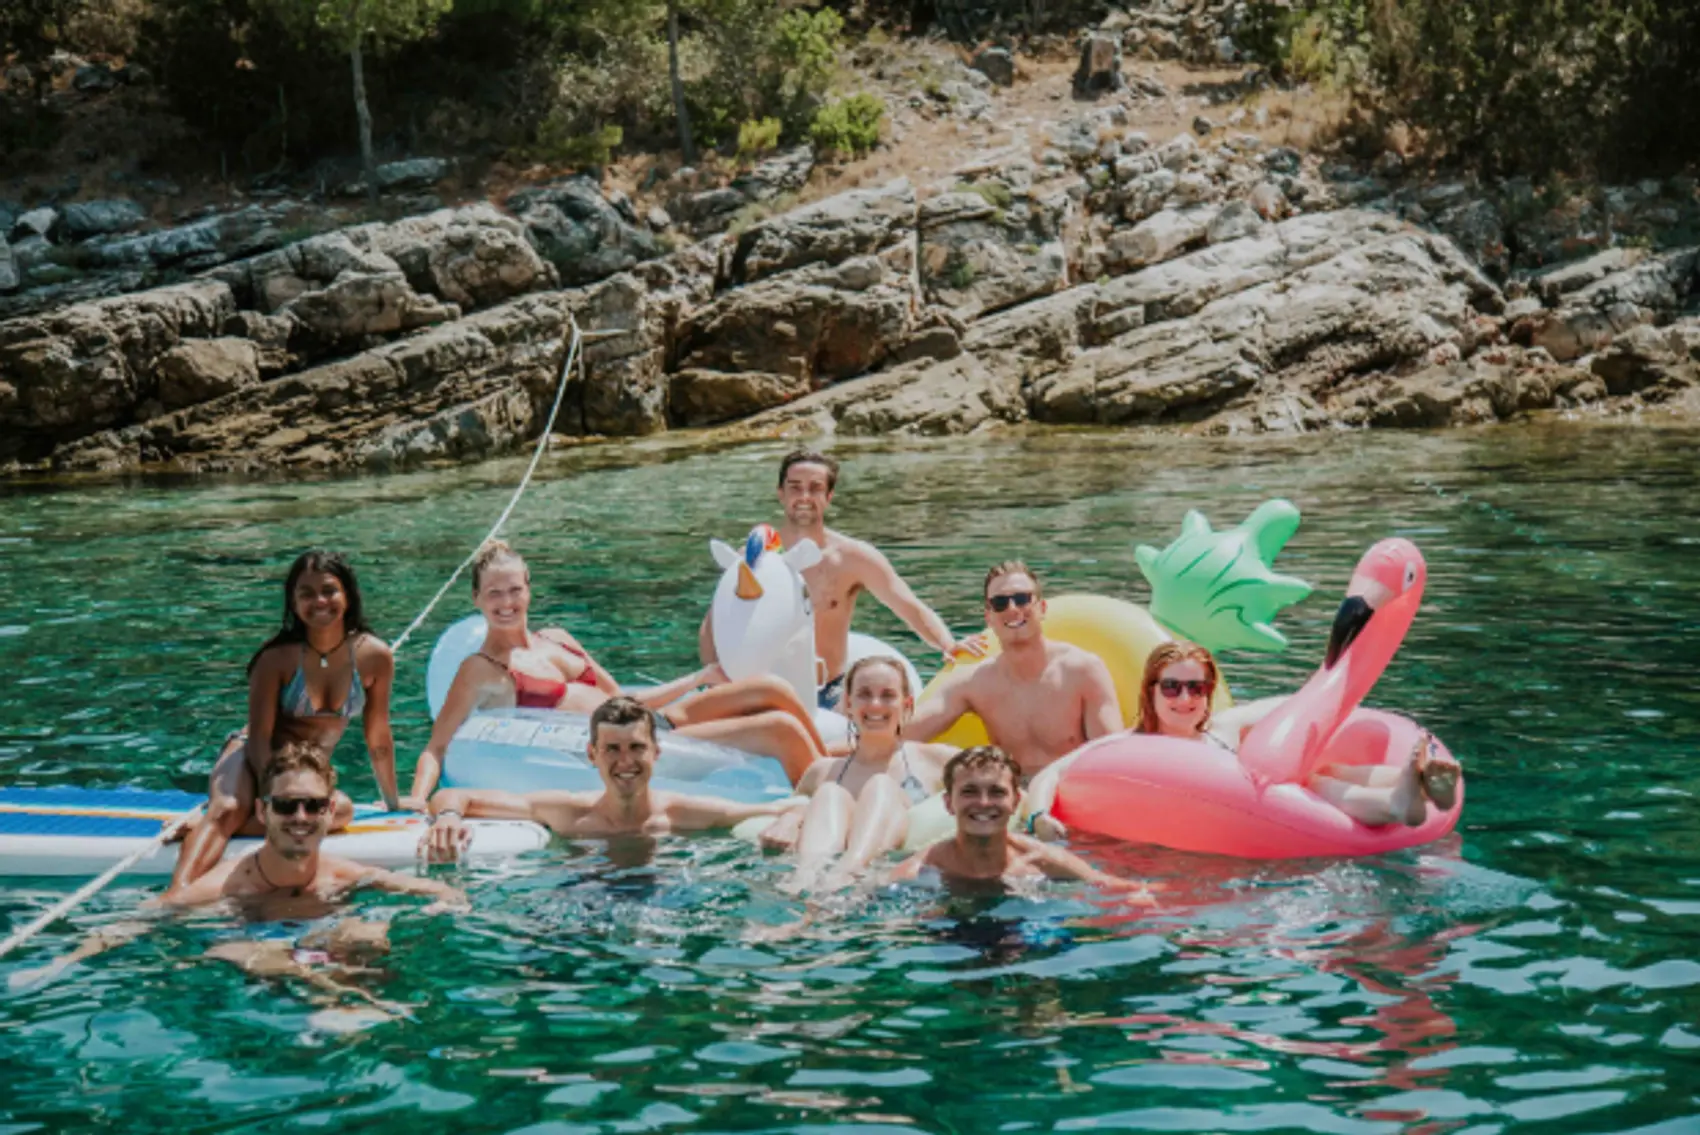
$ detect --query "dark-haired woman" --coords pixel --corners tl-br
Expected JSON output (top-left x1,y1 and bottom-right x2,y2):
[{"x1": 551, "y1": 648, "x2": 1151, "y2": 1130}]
[{"x1": 168, "y1": 551, "x2": 398, "y2": 895}]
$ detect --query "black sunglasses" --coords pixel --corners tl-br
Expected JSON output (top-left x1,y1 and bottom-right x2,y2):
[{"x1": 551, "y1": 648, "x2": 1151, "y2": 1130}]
[
  {"x1": 266, "y1": 795, "x2": 331, "y2": 816},
  {"x1": 987, "y1": 591, "x2": 1035, "y2": 613},
  {"x1": 1157, "y1": 678, "x2": 1213, "y2": 699}
]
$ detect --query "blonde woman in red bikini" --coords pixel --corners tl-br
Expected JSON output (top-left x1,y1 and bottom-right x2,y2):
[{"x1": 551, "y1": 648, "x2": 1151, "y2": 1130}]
[{"x1": 406, "y1": 542, "x2": 827, "y2": 802}]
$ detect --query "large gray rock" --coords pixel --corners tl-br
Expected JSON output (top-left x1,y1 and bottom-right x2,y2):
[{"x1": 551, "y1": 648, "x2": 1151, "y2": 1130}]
[
  {"x1": 730, "y1": 146, "x2": 815, "y2": 203},
  {"x1": 58, "y1": 199, "x2": 148, "y2": 241},
  {"x1": 12, "y1": 208, "x2": 56, "y2": 241},
  {"x1": 0, "y1": 279, "x2": 236, "y2": 459},
  {"x1": 740, "y1": 354, "x2": 1023, "y2": 437},
  {"x1": 154, "y1": 338, "x2": 261, "y2": 409},
  {"x1": 1520, "y1": 247, "x2": 1698, "y2": 361},
  {"x1": 0, "y1": 238, "x2": 17, "y2": 293},
  {"x1": 1104, "y1": 207, "x2": 1212, "y2": 272},
  {"x1": 678, "y1": 259, "x2": 914, "y2": 384},
  {"x1": 52, "y1": 292, "x2": 572, "y2": 474},
  {"x1": 374, "y1": 158, "x2": 451, "y2": 192},
  {"x1": 1073, "y1": 33, "x2": 1124, "y2": 97},
  {"x1": 363, "y1": 204, "x2": 554, "y2": 310},
  {"x1": 1025, "y1": 210, "x2": 1502, "y2": 426},
  {"x1": 669, "y1": 368, "x2": 810, "y2": 427},
  {"x1": 508, "y1": 178, "x2": 664, "y2": 286},
  {"x1": 919, "y1": 177, "x2": 1069, "y2": 320},
  {"x1": 281, "y1": 270, "x2": 460, "y2": 353},
  {"x1": 971, "y1": 47, "x2": 1017, "y2": 87},
  {"x1": 724, "y1": 180, "x2": 915, "y2": 287}
]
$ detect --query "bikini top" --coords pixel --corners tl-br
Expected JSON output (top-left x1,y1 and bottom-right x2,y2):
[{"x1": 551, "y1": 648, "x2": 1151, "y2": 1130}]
[
  {"x1": 836, "y1": 743, "x2": 931, "y2": 805},
  {"x1": 478, "y1": 635, "x2": 590, "y2": 709},
  {"x1": 554, "y1": 640, "x2": 604, "y2": 689},
  {"x1": 279, "y1": 638, "x2": 365, "y2": 720}
]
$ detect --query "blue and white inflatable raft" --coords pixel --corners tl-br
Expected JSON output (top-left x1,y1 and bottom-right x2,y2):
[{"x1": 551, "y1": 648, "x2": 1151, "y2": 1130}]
[{"x1": 0, "y1": 786, "x2": 548, "y2": 878}]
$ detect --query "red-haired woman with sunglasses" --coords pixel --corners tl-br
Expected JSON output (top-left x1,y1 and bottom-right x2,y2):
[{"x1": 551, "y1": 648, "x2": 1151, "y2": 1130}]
[{"x1": 1027, "y1": 639, "x2": 1459, "y2": 836}]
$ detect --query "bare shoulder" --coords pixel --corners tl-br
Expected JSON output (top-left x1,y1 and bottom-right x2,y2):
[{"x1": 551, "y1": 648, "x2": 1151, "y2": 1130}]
[
  {"x1": 834, "y1": 532, "x2": 889, "y2": 570},
  {"x1": 321, "y1": 854, "x2": 380, "y2": 885},
  {"x1": 1057, "y1": 641, "x2": 1113, "y2": 677},
  {"x1": 357, "y1": 633, "x2": 394, "y2": 671}
]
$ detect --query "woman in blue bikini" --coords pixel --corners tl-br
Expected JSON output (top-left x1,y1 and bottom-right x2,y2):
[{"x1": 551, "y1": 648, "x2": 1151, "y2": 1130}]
[{"x1": 169, "y1": 550, "x2": 399, "y2": 894}]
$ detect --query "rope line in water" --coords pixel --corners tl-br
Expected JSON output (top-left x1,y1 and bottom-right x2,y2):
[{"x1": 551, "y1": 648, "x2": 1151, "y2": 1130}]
[
  {"x1": 0, "y1": 314, "x2": 587, "y2": 967},
  {"x1": 390, "y1": 316, "x2": 586, "y2": 655}
]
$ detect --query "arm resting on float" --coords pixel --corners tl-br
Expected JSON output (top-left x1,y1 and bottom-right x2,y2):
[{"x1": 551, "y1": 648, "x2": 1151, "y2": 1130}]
[{"x1": 406, "y1": 659, "x2": 484, "y2": 804}]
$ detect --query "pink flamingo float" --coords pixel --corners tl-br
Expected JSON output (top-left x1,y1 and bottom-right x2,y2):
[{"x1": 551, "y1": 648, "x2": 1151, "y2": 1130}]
[{"x1": 1052, "y1": 539, "x2": 1464, "y2": 859}]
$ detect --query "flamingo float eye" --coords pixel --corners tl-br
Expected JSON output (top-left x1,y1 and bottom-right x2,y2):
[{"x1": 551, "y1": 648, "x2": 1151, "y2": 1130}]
[{"x1": 1402, "y1": 562, "x2": 1418, "y2": 590}]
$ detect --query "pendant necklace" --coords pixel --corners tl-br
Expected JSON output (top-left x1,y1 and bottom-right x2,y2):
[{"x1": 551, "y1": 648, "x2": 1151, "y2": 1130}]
[{"x1": 306, "y1": 632, "x2": 350, "y2": 670}]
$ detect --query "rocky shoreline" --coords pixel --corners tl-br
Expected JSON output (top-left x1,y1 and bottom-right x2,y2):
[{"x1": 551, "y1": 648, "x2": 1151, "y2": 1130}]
[{"x1": 4, "y1": 70, "x2": 1698, "y2": 476}]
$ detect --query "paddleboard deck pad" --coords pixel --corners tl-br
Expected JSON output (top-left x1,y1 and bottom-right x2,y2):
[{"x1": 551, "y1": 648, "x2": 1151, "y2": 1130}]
[{"x1": 0, "y1": 787, "x2": 550, "y2": 877}]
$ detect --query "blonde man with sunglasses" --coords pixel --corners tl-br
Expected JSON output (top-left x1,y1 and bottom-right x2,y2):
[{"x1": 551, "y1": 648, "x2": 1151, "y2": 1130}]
[{"x1": 907, "y1": 562, "x2": 1122, "y2": 781}]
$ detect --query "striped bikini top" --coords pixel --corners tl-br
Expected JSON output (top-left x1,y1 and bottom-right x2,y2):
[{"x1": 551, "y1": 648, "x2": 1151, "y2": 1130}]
[{"x1": 278, "y1": 638, "x2": 365, "y2": 720}]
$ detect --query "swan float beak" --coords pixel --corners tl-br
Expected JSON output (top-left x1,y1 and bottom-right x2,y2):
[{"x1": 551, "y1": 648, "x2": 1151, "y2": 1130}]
[{"x1": 736, "y1": 561, "x2": 764, "y2": 600}]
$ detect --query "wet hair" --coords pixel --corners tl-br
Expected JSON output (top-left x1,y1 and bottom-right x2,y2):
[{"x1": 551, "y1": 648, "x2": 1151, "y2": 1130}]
[
  {"x1": 261, "y1": 740, "x2": 336, "y2": 797},
  {"x1": 589, "y1": 695, "x2": 658, "y2": 746},
  {"x1": 1135, "y1": 640, "x2": 1221, "y2": 735},
  {"x1": 943, "y1": 745, "x2": 1023, "y2": 793},
  {"x1": 471, "y1": 539, "x2": 528, "y2": 594},
  {"x1": 846, "y1": 655, "x2": 913, "y2": 702},
  {"x1": 248, "y1": 549, "x2": 374, "y2": 675},
  {"x1": 983, "y1": 560, "x2": 1042, "y2": 603},
  {"x1": 778, "y1": 449, "x2": 839, "y2": 492}
]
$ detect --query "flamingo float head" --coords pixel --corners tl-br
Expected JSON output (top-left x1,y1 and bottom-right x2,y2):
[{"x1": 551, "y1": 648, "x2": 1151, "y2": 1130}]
[
  {"x1": 1240, "y1": 537, "x2": 1428, "y2": 787},
  {"x1": 1325, "y1": 538, "x2": 1426, "y2": 670}
]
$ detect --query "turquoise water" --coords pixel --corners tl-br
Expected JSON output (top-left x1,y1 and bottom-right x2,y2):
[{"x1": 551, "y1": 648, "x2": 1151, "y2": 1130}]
[{"x1": 3, "y1": 422, "x2": 1700, "y2": 1133}]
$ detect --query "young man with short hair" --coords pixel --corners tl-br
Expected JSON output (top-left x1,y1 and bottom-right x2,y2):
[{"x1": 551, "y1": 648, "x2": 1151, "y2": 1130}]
[
  {"x1": 891, "y1": 746, "x2": 1152, "y2": 896},
  {"x1": 420, "y1": 696, "x2": 799, "y2": 859},
  {"x1": 906, "y1": 562, "x2": 1122, "y2": 779},
  {"x1": 699, "y1": 449, "x2": 978, "y2": 711},
  {"x1": 14, "y1": 743, "x2": 462, "y2": 992}
]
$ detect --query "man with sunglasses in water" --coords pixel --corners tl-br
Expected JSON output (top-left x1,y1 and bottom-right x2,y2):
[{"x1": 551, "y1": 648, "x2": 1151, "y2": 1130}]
[
  {"x1": 907, "y1": 562, "x2": 1121, "y2": 781},
  {"x1": 698, "y1": 449, "x2": 977, "y2": 711},
  {"x1": 13, "y1": 743, "x2": 461, "y2": 993}
]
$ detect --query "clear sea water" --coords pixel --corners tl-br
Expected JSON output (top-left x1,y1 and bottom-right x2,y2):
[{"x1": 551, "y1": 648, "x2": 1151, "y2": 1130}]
[{"x1": 2, "y1": 421, "x2": 1698, "y2": 1134}]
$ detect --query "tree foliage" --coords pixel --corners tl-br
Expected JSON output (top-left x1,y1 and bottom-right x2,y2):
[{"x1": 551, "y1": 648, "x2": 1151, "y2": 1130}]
[{"x1": 1245, "y1": 0, "x2": 1700, "y2": 178}]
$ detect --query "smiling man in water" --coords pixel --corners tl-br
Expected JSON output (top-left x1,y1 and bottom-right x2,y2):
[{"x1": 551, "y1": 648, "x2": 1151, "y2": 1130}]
[
  {"x1": 420, "y1": 697, "x2": 799, "y2": 859},
  {"x1": 892, "y1": 746, "x2": 1152, "y2": 896},
  {"x1": 13, "y1": 743, "x2": 462, "y2": 994},
  {"x1": 906, "y1": 562, "x2": 1122, "y2": 780},
  {"x1": 698, "y1": 449, "x2": 977, "y2": 712}
]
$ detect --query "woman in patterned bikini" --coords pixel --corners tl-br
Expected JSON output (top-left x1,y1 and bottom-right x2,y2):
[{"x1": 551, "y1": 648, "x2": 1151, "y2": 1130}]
[{"x1": 169, "y1": 550, "x2": 399, "y2": 894}]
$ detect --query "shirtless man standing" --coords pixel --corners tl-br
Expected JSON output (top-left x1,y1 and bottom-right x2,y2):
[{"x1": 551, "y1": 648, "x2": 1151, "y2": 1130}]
[
  {"x1": 699, "y1": 449, "x2": 974, "y2": 711},
  {"x1": 906, "y1": 562, "x2": 1122, "y2": 780},
  {"x1": 419, "y1": 696, "x2": 798, "y2": 859},
  {"x1": 891, "y1": 746, "x2": 1151, "y2": 897}
]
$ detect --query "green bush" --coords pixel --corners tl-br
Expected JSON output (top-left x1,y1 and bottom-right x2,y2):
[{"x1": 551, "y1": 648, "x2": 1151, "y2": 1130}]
[
  {"x1": 1240, "y1": 0, "x2": 1700, "y2": 178},
  {"x1": 736, "y1": 116, "x2": 782, "y2": 162},
  {"x1": 808, "y1": 92, "x2": 883, "y2": 157},
  {"x1": 532, "y1": 119, "x2": 623, "y2": 167}
]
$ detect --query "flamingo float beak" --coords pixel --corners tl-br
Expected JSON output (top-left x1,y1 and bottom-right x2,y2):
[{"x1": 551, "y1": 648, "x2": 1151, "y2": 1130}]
[{"x1": 1325, "y1": 567, "x2": 1398, "y2": 669}]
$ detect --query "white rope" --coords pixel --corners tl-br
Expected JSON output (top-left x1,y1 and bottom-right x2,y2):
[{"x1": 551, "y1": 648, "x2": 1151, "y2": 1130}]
[
  {"x1": 389, "y1": 315, "x2": 585, "y2": 655},
  {"x1": 0, "y1": 808, "x2": 199, "y2": 964},
  {"x1": 0, "y1": 314, "x2": 586, "y2": 967}
]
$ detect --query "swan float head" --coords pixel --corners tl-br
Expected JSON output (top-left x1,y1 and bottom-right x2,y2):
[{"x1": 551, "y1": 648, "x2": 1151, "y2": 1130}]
[{"x1": 709, "y1": 524, "x2": 822, "y2": 701}]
